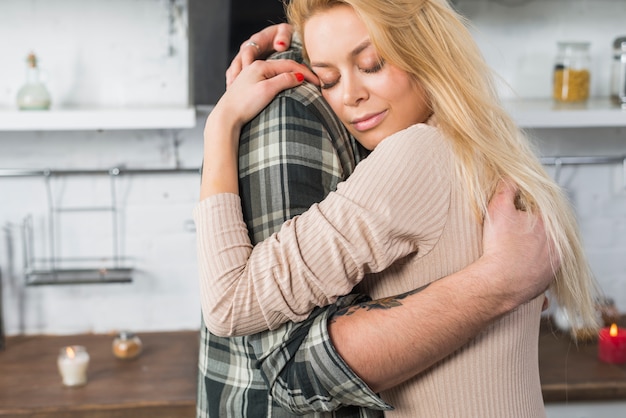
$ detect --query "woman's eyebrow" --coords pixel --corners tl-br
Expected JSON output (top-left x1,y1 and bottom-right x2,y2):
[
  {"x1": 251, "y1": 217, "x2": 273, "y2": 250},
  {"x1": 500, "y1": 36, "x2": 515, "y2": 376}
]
[
  {"x1": 310, "y1": 39, "x2": 373, "y2": 69},
  {"x1": 350, "y1": 39, "x2": 372, "y2": 58}
]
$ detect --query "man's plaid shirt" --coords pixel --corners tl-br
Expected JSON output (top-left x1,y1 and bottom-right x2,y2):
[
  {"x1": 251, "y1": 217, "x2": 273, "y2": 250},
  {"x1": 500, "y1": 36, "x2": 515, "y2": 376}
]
[{"x1": 196, "y1": 46, "x2": 391, "y2": 417}]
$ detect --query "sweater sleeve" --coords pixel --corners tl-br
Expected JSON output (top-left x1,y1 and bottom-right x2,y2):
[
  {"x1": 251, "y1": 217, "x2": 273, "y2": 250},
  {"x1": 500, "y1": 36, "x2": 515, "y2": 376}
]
[{"x1": 194, "y1": 123, "x2": 453, "y2": 337}]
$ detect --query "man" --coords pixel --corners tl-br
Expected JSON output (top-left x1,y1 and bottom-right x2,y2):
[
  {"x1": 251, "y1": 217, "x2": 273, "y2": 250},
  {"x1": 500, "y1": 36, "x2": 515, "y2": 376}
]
[{"x1": 196, "y1": 25, "x2": 554, "y2": 417}]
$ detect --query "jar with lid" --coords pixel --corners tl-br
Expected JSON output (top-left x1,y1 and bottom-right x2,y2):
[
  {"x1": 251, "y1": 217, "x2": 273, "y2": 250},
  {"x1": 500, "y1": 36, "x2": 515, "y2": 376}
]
[
  {"x1": 553, "y1": 41, "x2": 591, "y2": 103},
  {"x1": 112, "y1": 331, "x2": 143, "y2": 359},
  {"x1": 611, "y1": 36, "x2": 626, "y2": 107}
]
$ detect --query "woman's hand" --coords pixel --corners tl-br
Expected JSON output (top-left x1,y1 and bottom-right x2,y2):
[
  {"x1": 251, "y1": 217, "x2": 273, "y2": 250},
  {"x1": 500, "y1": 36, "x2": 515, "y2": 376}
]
[
  {"x1": 213, "y1": 59, "x2": 317, "y2": 131},
  {"x1": 226, "y1": 23, "x2": 294, "y2": 87},
  {"x1": 200, "y1": 59, "x2": 316, "y2": 200}
]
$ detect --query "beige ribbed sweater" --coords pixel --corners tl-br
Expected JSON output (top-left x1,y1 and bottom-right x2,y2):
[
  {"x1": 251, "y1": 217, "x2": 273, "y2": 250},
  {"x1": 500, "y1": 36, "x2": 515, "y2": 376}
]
[{"x1": 194, "y1": 123, "x2": 545, "y2": 417}]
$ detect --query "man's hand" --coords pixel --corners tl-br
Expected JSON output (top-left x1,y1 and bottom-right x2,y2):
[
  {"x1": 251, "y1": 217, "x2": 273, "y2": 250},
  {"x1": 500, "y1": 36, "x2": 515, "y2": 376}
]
[
  {"x1": 480, "y1": 180, "x2": 557, "y2": 311},
  {"x1": 226, "y1": 23, "x2": 294, "y2": 87}
]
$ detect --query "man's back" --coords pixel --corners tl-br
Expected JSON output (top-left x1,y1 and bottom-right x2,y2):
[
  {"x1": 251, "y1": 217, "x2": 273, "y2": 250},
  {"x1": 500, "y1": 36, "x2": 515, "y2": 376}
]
[{"x1": 196, "y1": 47, "x2": 386, "y2": 417}]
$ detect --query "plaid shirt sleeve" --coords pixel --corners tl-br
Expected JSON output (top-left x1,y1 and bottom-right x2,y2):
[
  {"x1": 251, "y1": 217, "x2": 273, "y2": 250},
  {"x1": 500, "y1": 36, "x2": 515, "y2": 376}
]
[{"x1": 251, "y1": 296, "x2": 393, "y2": 414}]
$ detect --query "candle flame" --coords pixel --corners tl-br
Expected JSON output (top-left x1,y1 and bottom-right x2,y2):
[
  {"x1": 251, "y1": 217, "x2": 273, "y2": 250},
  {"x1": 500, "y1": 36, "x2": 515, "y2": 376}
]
[
  {"x1": 610, "y1": 323, "x2": 618, "y2": 337},
  {"x1": 66, "y1": 346, "x2": 76, "y2": 359}
]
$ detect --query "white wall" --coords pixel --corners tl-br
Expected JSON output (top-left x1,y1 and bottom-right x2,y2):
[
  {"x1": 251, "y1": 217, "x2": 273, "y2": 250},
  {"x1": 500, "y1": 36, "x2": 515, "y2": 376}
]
[
  {"x1": 0, "y1": 0, "x2": 625, "y2": 339},
  {"x1": 0, "y1": 124, "x2": 205, "y2": 335},
  {"x1": 0, "y1": 0, "x2": 201, "y2": 336},
  {"x1": 456, "y1": 0, "x2": 626, "y2": 314},
  {"x1": 458, "y1": 0, "x2": 626, "y2": 100},
  {"x1": 0, "y1": 0, "x2": 189, "y2": 109}
]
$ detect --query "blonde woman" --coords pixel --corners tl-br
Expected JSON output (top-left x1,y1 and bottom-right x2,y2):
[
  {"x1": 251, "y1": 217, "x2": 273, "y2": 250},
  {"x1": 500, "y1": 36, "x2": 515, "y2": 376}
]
[{"x1": 195, "y1": 0, "x2": 600, "y2": 416}]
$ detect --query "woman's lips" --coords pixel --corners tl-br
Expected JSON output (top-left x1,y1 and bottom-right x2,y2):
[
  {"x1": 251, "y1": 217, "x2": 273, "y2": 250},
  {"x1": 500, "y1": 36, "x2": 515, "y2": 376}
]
[{"x1": 351, "y1": 110, "x2": 387, "y2": 132}]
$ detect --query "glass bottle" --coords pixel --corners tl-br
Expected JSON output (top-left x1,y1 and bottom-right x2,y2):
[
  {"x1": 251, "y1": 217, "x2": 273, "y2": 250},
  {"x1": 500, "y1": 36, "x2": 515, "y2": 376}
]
[
  {"x1": 611, "y1": 36, "x2": 626, "y2": 107},
  {"x1": 16, "y1": 52, "x2": 51, "y2": 110},
  {"x1": 553, "y1": 42, "x2": 591, "y2": 103}
]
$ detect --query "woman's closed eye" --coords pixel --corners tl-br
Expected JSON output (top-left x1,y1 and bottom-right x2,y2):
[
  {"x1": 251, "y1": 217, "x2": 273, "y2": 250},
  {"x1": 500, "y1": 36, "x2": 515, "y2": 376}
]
[
  {"x1": 313, "y1": 67, "x2": 339, "y2": 90},
  {"x1": 320, "y1": 78, "x2": 339, "y2": 90},
  {"x1": 318, "y1": 60, "x2": 386, "y2": 90},
  {"x1": 362, "y1": 58, "x2": 385, "y2": 74}
]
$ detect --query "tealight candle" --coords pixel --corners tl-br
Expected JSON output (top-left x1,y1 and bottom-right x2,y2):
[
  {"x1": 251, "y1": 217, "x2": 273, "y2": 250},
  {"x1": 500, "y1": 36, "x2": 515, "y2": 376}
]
[
  {"x1": 598, "y1": 323, "x2": 626, "y2": 364},
  {"x1": 57, "y1": 345, "x2": 90, "y2": 387}
]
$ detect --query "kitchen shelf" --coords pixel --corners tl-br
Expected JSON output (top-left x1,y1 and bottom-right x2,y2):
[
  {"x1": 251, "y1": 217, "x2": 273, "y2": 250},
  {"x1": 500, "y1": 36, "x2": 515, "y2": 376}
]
[
  {"x1": 2, "y1": 101, "x2": 623, "y2": 131},
  {"x1": 504, "y1": 98, "x2": 626, "y2": 129},
  {"x1": 25, "y1": 267, "x2": 133, "y2": 286},
  {"x1": 0, "y1": 107, "x2": 196, "y2": 131}
]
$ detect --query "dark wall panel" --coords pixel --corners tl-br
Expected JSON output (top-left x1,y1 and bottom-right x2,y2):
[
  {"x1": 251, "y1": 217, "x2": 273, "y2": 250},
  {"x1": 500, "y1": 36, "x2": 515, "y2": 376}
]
[
  {"x1": 189, "y1": 0, "x2": 230, "y2": 105},
  {"x1": 189, "y1": 0, "x2": 286, "y2": 105}
]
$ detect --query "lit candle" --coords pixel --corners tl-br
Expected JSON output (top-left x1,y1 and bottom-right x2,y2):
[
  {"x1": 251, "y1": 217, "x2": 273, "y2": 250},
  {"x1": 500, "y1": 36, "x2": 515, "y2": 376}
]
[
  {"x1": 57, "y1": 345, "x2": 90, "y2": 386},
  {"x1": 598, "y1": 323, "x2": 626, "y2": 364}
]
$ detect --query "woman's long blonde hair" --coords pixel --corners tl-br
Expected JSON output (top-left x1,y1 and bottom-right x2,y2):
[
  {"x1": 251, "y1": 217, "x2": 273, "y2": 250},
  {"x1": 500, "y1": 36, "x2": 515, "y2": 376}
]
[{"x1": 286, "y1": 0, "x2": 601, "y2": 330}]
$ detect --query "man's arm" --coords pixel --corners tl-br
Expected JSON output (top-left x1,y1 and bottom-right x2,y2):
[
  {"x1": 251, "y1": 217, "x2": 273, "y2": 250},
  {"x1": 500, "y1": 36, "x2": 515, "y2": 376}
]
[
  {"x1": 329, "y1": 185, "x2": 552, "y2": 392},
  {"x1": 260, "y1": 183, "x2": 554, "y2": 413},
  {"x1": 329, "y1": 182, "x2": 553, "y2": 393}
]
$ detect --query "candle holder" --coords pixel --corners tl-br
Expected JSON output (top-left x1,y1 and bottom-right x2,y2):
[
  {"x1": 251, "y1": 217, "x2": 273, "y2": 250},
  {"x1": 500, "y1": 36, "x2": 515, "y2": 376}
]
[
  {"x1": 57, "y1": 345, "x2": 90, "y2": 387},
  {"x1": 598, "y1": 324, "x2": 626, "y2": 364}
]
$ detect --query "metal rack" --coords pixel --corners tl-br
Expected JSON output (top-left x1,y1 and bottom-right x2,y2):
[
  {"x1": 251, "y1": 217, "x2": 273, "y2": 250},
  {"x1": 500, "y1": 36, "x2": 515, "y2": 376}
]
[
  {"x1": 0, "y1": 267, "x2": 4, "y2": 350},
  {"x1": 1, "y1": 156, "x2": 622, "y2": 285},
  {"x1": 1, "y1": 166, "x2": 199, "y2": 286},
  {"x1": 539, "y1": 156, "x2": 626, "y2": 184}
]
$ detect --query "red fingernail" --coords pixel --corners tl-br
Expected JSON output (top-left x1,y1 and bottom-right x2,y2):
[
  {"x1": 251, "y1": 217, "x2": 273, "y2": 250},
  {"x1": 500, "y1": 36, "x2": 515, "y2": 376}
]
[
  {"x1": 277, "y1": 41, "x2": 286, "y2": 47},
  {"x1": 295, "y1": 73, "x2": 304, "y2": 82}
]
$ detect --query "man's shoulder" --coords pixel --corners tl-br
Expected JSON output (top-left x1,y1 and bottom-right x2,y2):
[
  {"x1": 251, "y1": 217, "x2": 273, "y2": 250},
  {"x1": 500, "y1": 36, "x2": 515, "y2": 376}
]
[
  {"x1": 267, "y1": 43, "x2": 327, "y2": 110},
  {"x1": 275, "y1": 82, "x2": 327, "y2": 109}
]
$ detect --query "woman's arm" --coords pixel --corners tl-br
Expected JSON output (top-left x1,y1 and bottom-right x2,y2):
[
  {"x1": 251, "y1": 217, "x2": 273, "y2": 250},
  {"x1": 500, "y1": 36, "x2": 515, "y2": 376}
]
[{"x1": 196, "y1": 124, "x2": 453, "y2": 337}]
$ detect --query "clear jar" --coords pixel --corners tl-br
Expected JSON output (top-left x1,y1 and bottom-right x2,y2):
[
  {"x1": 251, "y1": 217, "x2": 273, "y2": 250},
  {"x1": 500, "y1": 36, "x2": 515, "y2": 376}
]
[
  {"x1": 553, "y1": 41, "x2": 591, "y2": 103},
  {"x1": 611, "y1": 36, "x2": 626, "y2": 107},
  {"x1": 112, "y1": 331, "x2": 143, "y2": 359}
]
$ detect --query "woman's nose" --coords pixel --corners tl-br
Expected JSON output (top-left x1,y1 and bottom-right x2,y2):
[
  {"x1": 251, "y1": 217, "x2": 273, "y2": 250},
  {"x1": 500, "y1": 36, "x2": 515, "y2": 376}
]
[{"x1": 342, "y1": 75, "x2": 367, "y2": 106}]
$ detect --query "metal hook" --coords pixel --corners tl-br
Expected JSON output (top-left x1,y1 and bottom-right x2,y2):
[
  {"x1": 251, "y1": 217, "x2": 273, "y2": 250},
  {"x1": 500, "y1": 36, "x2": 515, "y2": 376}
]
[
  {"x1": 622, "y1": 158, "x2": 626, "y2": 191},
  {"x1": 553, "y1": 157, "x2": 563, "y2": 185}
]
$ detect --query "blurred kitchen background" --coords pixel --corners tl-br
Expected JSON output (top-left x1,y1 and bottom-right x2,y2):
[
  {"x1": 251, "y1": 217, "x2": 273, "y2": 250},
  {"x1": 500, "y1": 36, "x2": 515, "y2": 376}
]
[{"x1": 0, "y1": 0, "x2": 625, "y2": 414}]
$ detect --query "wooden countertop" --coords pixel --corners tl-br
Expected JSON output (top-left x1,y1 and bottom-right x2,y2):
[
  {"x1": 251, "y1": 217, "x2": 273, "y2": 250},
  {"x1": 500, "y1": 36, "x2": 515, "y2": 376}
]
[
  {"x1": 1, "y1": 317, "x2": 625, "y2": 417},
  {"x1": 539, "y1": 314, "x2": 626, "y2": 403},
  {"x1": 0, "y1": 331, "x2": 198, "y2": 418}
]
